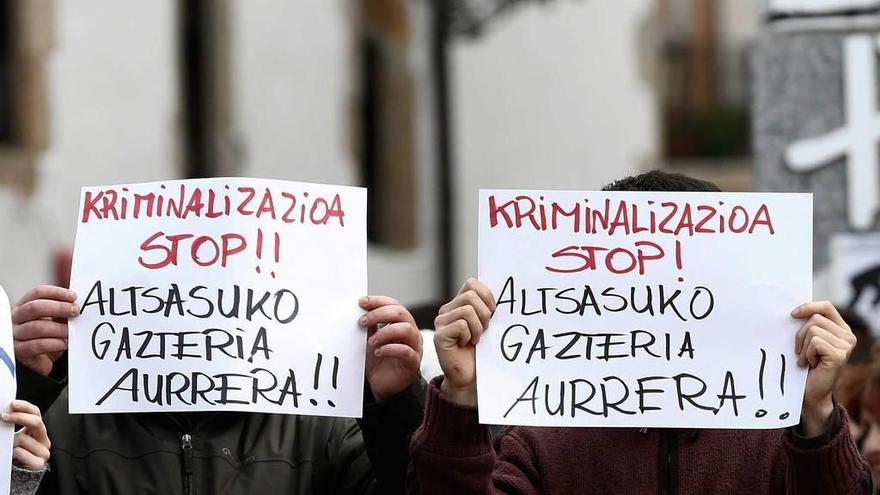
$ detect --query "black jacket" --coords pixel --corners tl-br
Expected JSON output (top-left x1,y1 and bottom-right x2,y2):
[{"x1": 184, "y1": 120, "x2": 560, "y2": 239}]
[{"x1": 18, "y1": 358, "x2": 425, "y2": 495}]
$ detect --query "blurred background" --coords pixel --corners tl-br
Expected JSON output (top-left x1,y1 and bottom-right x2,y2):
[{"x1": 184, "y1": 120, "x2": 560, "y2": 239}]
[{"x1": 2, "y1": 0, "x2": 880, "y2": 333}]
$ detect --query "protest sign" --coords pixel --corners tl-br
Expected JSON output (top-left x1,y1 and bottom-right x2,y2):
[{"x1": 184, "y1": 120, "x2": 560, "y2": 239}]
[
  {"x1": 0, "y1": 287, "x2": 15, "y2": 494},
  {"x1": 68, "y1": 178, "x2": 367, "y2": 417},
  {"x1": 476, "y1": 190, "x2": 812, "y2": 428}
]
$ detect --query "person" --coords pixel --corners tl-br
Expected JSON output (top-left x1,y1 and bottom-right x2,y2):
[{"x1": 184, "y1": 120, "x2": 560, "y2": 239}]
[
  {"x1": 3, "y1": 400, "x2": 50, "y2": 495},
  {"x1": 854, "y1": 362, "x2": 880, "y2": 492},
  {"x1": 410, "y1": 170, "x2": 872, "y2": 494},
  {"x1": 839, "y1": 309, "x2": 876, "y2": 365},
  {"x1": 12, "y1": 285, "x2": 425, "y2": 494},
  {"x1": 834, "y1": 310, "x2": 875, "y2": 441}
]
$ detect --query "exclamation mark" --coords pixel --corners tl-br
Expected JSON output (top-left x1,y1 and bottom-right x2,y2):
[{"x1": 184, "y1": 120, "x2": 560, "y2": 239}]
[
  {"x1": 778, "y1": 354, "x2": 789, "y2": 420},
  {"x1": 309, "y1": 353, "x2": 338, "y2": 407},
  {"x1": 271, "y1": 232, "x2": 280, "y2": 279},
  {"x1": 310, "y1": 353, "x2": 323, "y2": 406},
  {"x1": 755, "y1": 349, "x2": 767, "y2": 418},
  {"x1": 675, "y1": 240, "x2": 684, "y2": 283},
  {"x1": 255, "y1": 228, "x2": 264, "y2": 274},
  {"x1": 329, "y1": 356, "x2": 339, "y2": 408},
  {"x1": 754, "y1": 350, "x2": 790, "y2": 420}
]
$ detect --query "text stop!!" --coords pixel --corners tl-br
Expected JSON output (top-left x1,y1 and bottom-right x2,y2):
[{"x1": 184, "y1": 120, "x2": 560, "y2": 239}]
[{"x1": 67, "y1": 178, "x2": 367, "y2": 417}]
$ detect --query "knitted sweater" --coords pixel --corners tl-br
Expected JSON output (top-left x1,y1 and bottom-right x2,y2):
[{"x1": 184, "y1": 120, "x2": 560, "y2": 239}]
[
  {"x1": 11, "y1": 466, "x2": 46, "y2": 495},
  {"x1": 410, "y1": 379, "x2": 872, "y2": 495}
]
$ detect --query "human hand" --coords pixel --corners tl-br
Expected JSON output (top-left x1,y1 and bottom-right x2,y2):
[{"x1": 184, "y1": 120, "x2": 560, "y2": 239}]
[
  {"x1": 3, "y1": 401, "x2": 50, "y2": 470},
  {"x1": 434, "y1": 278, "x2": 495, "y2": 408},
  {"x1": 360, "y1": 296, "x2": 423, "y2": 400},
  {"x1": 792, "y1": 301, "x2": 856, "y2": 437},
  {"x1": 12, "y1": 286, "x2": 78, "y2": 376}
]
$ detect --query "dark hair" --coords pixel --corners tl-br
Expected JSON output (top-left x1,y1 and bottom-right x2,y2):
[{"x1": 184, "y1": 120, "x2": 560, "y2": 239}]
[
  {"x1": 839, "y1": 308, "x2": 874, "y2": 365},
  {"x1": 603, "y1": 170, "x2": 721, "y2": 193}
]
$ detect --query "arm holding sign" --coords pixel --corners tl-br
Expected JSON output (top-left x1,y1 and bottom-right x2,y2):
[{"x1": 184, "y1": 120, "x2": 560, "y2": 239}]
[
  {"x1": 334, "y1": 295, "x2": 425, "y2": 495},
  {"x1": 3, "y1": 400, "x2": 50, "y2": 495},
  {"x1": 411, "y1": 279, "x2": 541, "y2": 495},
  {"x1": 410, "y1": 279, "x2": 870, "y2": 494},
  {"x1": 782, "y1": 301, "x2": 871, "y2": 494}
]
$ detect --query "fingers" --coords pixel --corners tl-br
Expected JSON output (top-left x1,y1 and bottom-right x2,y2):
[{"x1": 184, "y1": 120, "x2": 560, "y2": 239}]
[
  {"x1": 12, "y1": 298, "x2": 79, "y2": 324},
  {"x1": 14, "y1": 320, "x2": 68, "y2": 341},
  {"x1": 13, "y1": 446, "x2": 47, "y2": 470},
  {"x1": 440, "y1": 290, "x2": 492, "y2": 327},
  {"x1": 802, "y1": 334, "x2": 848, "y2": 369},
  {"x1": 448, "y1": 278, "x2": 495, "y2": 313},
  {"x1": 436, "y1": 306, "x2": 484, "y2": 345},
  {"x1": 14, "y1": 339, "x2": 68, "y2": 360},
  {"x1": 372, "y1": 343, "x2": 420, "y2": 363},
  {"x1": 3, "y1": 412, "x2": 47, "y2": 440},
  {"x1": 792, "y1": 301, "x2": 847, "y2": 328},
  {"x1": 368, "y1": 321, "x2": 420, "y2": 352},
  {"x1": 9, "y1": 400, "x2": 41, "y2": 417},
  {"x1": 797, "y1": 326, "x2": 852, "y2": 366},
  {"x1": 16, "y1": 286, "x2": 75, "y2": 307},
  {"x1": 791, "y1": 302, "x2": 857, "y2": 369},
  {"x1": 795, "y1": 313, "x2": 856, "y2": 353},
  {"x1": 13, "y1": 432, "x2": 50, "y2": 463},
  {"x1": 359, "y1": 304, "x2": 416, "y2": 330},
  {"x1": 435, "y1": 318, "x2": 473, "y2": 349},
  {"x1": 3, "y1": 401, "x2": 49, "y2": 448},
  {"x1": 358, "y1": 295, "x2": 400, "y2": 311}
]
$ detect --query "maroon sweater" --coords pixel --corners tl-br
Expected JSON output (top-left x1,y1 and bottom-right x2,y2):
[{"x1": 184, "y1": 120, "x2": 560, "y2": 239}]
[{"x1": 411, "y1": 379, "x2": 871, "y2": 495}]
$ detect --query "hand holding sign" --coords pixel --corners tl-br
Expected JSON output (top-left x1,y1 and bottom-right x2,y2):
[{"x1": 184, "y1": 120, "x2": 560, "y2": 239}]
[
  {"x1": 792, "y1": 301, "x2": 857, "y2": 436},
  {"x1": 12, "y1": 286, "x2": 78, "y2": 376},
  {"x1": 434, "y1": 278, "x2": 495, "y2": 408},
  {"x1": 2, "y1": 401, "x2": 50, "y2": 470},
  {"x1": 360, "y1": 296, "x2": 423, "y2": 400}
]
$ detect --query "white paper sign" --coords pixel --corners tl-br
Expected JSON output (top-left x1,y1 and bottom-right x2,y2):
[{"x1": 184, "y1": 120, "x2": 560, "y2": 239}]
[
  {"x1": 477, "y1": 190, "x2": 812, "y2": 428},
  {"x1": 69, "y1": 178, "x2": 367, "y2": 417},
  {"x1": 0, "y1": 287, "x2": 15, "y2": 495}
]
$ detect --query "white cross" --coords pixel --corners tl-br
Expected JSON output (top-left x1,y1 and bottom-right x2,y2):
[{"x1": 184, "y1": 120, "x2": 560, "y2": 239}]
[{"x1": 785, "y1": 34, "x2": 880, "y2": 230}]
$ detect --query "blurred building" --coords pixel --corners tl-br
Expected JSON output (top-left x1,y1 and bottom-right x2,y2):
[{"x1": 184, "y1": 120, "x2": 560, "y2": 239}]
[{"x1": 0, "y1": 0, "x2": 760, "y2": 315}]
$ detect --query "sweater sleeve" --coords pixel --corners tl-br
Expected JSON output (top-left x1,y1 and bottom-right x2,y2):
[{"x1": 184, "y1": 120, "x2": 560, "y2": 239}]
[
  {"x1": 783, "y1": 407, "x2": 872, "y2": 494},
  {"x1": 10, "y1": 465, "x2": 46, "y2": 495},
  {"x1": 409, "y1": 377, "x2": 540, "y2": 495}
]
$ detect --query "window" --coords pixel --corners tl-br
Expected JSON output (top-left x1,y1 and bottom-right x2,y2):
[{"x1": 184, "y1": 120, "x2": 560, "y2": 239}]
[
  {"x1": 657, "y1": 0, "x2": 752, "y2": 160},
  {"x1": 0, "y1": 0, "x2": 52, "y2": 191},
  {"x1": 178, "y1": 0, "x2": 237, "y2": 179},
  {"x1": 357, "y1": 0, "x2": 417, "y2": 248}
]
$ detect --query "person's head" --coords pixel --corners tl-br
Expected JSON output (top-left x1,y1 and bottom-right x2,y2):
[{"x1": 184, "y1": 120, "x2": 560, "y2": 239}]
[
  {"x1": 839, "y1": 308, "x2": 875, "y2": 365},
  {"x1": 836, "y1": 364, "x2": 869, "y2": 439},
  {"x1": 603, "y1": 170, "x2": 722, "y2": 193},
  {"x1": 859, "y1": 363, "x2": 880, "y2": 484}
]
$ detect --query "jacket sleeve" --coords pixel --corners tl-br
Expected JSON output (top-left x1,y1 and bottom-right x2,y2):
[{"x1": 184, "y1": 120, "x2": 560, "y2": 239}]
[
  {"x1": 782, "y1": 406, "x2": 873, "y2": 494},
  {"x1": 358, "y1": 377, "x2": 427, "y2": 495},
  {"x1": 328, "y1": 377, "x2": 428, "y2": 495},
  {"x1": 15, "y1": 354, "x2": 68, "y2": 413},
  {"x1": 409, "y1": 377, "x2": 540, "y2": 495}
]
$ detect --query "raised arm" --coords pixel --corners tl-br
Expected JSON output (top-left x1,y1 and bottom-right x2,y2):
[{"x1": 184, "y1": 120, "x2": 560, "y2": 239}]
[
  {"x1": 336, "y1": 295, "x2": 425, "y2": 495},
  {"x1": 409, "y1": 278, "x2": 541, "y2": 495},
  {"x1": 783, "y1": 301, "x2": 872, "y2": 494}
]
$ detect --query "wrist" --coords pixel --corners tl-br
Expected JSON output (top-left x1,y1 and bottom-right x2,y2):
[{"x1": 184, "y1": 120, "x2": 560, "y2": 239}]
[
  {"x1": 440, "y1": 379, "x2": 477, "y2": 408},
  {"x1": 800, "y1": 396, "x2": 835, "y2": 438}
]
